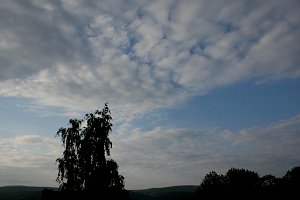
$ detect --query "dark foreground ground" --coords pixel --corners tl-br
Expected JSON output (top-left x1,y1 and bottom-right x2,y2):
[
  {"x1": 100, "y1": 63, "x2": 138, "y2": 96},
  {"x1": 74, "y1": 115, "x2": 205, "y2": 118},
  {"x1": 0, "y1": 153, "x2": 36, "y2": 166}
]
[
  {"x1": 0, "y1": 185, "x2": 198, "y2": 200},
  {"x1": 1, "y1": 184, "x2": 298, "y2": 200}
]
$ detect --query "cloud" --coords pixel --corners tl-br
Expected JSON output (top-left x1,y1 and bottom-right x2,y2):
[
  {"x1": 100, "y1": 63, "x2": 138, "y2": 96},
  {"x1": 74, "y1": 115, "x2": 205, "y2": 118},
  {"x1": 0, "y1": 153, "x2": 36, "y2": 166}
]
[
  {"x1": 111, "y1": 114, "x2": 300, "y2": 189},
  {"x1": 1, "y1": 114, "x2": 299, "y2": 189},
  {"x1": 15, "y1": 135, "x2": 45, "y2": 144},
  {"x1": 0, "y1": 134, "x2": 60, "y2": 186},
  {"x1": 0, "y1": 1, "x2": 83, "y2": 80},
  {"x1": 0, "y1": 0, "x2": 299, "y2": 118}
]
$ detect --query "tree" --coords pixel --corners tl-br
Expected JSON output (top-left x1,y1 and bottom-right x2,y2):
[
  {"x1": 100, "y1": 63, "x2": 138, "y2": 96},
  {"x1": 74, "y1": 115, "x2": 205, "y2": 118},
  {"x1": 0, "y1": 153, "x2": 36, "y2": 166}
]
[
  {"x1": 282, "y1": 166, "x2": 300, "y2": 186},
  {"x1": 55, "y1": 104, "x2": 125, "y2": 193},
  {"x1": 282, "y1": 166, "x2": 300, "y2": 194},
  {"x1": 226, "y1": 167, "x2": 260, "y2": 195},
  {"x1": 259, "y1": 174, "x2": 278, "y2": 188},
  {"x1": 199, "y1": 171, "x2": 227, "y2": 193},
  {"x1": 197, "y1": 171, "x2": 228, "y2": 198},
  {"x1": 195, "y1": 166, "x2": 300, "y2": 199}
]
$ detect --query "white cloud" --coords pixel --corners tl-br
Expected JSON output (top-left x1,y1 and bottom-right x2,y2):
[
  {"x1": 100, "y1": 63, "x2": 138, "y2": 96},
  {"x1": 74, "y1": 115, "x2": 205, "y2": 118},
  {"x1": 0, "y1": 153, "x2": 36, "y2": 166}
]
[
  {"x1": 243, "y1": 22, "x2": 300, "y2": 80},
  {"x1": 0, "y1": 0, "x2": 299, "y2": 118},
  {"x1": 0, "y1": 114, "x2": 299, "y2": 189},
  {"x1": 0, "y1": 134, "x2": 61, "y2": 186},
  {"x1": 111, "y1": 114, "x2": 300, "y2": 189},
  {"x1": 15, "y1": 135, "x2": 44, "y2": 144}
]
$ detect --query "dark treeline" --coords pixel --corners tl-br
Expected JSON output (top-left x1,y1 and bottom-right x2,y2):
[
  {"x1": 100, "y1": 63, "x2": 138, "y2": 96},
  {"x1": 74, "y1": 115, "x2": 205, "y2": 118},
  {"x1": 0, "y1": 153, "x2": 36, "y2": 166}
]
[
  {"x1": 41, "y1": 166, "x2": 300, "y2": 200},
  {"x1": 194, "y1": 166, "x2": 300, "y2": 199}
]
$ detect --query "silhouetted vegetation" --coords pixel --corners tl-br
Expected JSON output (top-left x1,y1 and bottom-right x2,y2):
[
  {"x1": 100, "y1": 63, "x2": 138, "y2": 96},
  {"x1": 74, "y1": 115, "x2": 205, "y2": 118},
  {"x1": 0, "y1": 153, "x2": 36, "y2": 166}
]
[
  {"x1": 42, "y1": 104, "x2": 128, "y2": 199},
  {"x1": 1, "y1": 166, "x2": 300, "y2": 200},
  {"x1": 196, "y1": 166, "x2": 300, "y2": 199}
]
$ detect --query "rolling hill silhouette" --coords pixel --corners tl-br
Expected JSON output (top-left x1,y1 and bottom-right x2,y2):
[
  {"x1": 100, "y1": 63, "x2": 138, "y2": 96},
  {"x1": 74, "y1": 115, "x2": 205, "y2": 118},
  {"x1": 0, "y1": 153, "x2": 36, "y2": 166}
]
[
  {"x1": 0, "y1": 186, "x2": 56, "y2": 200},
  {"x1": 0, "y1": 185, "x2": 197, "y2": 200}
]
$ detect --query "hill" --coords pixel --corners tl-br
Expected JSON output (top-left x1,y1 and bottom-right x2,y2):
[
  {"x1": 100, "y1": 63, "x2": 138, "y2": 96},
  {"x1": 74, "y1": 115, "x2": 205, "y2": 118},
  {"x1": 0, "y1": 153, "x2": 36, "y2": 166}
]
[
  {"x1": 130, "y1": 185, "x2": 198, "y2": 200},
  {"x1": 0, "y1": 186, "x2": 56, "y2": 200},
  {"x1": 0, "y1": 185, "x2": 198, "y2": 200}
]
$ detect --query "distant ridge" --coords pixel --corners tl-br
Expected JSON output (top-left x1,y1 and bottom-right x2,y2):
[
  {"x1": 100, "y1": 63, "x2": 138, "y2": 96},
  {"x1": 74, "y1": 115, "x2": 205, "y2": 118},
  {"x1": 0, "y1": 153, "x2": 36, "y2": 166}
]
[
  {"x1": 0, "y1": 186, "x2": 57, "y2": 200},
  {"x1": 132, "y1": 185, "x2": 198, "y2": 194},
  {"x1": 0, "y1": 185, "x2": 198, "y2": 200},
  {"x1": 0, "y1": 185, "x2": 57, "y2": 192},
  {"x1": 130, "y1": 185, "x2": 198, "y2": 200},
  {"x1": 0, "y1": 186, "x2": 39, "y2": 200}
]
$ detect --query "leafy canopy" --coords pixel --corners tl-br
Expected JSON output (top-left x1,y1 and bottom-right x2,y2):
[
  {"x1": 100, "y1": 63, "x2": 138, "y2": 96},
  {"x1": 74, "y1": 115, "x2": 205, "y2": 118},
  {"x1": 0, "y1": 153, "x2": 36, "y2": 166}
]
[{"x1": 56, "y1": 104, "x2": 124, "y2": 192}]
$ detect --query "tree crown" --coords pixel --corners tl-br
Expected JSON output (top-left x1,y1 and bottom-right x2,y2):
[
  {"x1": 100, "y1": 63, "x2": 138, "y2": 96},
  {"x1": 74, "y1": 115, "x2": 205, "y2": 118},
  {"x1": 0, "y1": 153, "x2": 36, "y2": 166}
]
[{"x1": 56, "y1": 104, "x2": 124, "y2": 192}]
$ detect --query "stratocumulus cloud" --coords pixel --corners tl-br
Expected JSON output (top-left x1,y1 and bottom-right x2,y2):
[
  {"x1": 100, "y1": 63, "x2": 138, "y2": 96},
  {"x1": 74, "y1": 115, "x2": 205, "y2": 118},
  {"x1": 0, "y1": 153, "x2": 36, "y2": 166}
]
[
  {"x1": 111, "y1": 114, "x2": 300, "y2": 189},
  {"x1": 0, "y1": 134, "x2": 60, "y2": 186},
  {"x1": 0, "y1": 114, "x2": 299, "y2": 188},
  {"x1": 0, "y1": 0, "x2": 299, "y2": 118}
]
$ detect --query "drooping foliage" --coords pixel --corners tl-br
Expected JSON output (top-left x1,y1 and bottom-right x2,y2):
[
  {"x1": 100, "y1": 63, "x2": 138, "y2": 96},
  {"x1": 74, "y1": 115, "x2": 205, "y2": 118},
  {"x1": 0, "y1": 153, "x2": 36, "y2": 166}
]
[{"x1": 56, "y1": 104, "x2": 124, "y2": 192}]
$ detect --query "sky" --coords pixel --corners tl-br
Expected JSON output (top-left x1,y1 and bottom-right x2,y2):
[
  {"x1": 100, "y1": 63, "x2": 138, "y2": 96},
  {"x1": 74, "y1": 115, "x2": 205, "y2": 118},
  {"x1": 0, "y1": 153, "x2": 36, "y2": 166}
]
[{"x1": 0, "y1": 0, "x2": 300, "y2": 190}]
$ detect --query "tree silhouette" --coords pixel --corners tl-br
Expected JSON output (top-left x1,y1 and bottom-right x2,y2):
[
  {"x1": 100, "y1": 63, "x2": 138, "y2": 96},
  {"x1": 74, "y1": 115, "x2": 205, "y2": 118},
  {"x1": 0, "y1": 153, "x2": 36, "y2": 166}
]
[
  {"x1": 226, "y1": 167, "x2": 260, "y2": 194},
  {"x1": 199, "y1": 171, "x2": 227, "y2": 193},
  {"x1": 55, "y1": 104, "x2": 125, "y2": 195},
  {"x1": 196, "y1": 166, "x2": 300, "y2": 199},
  {"x1": 282, "y1": 166, "x2": 300, "y2": 195}
]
